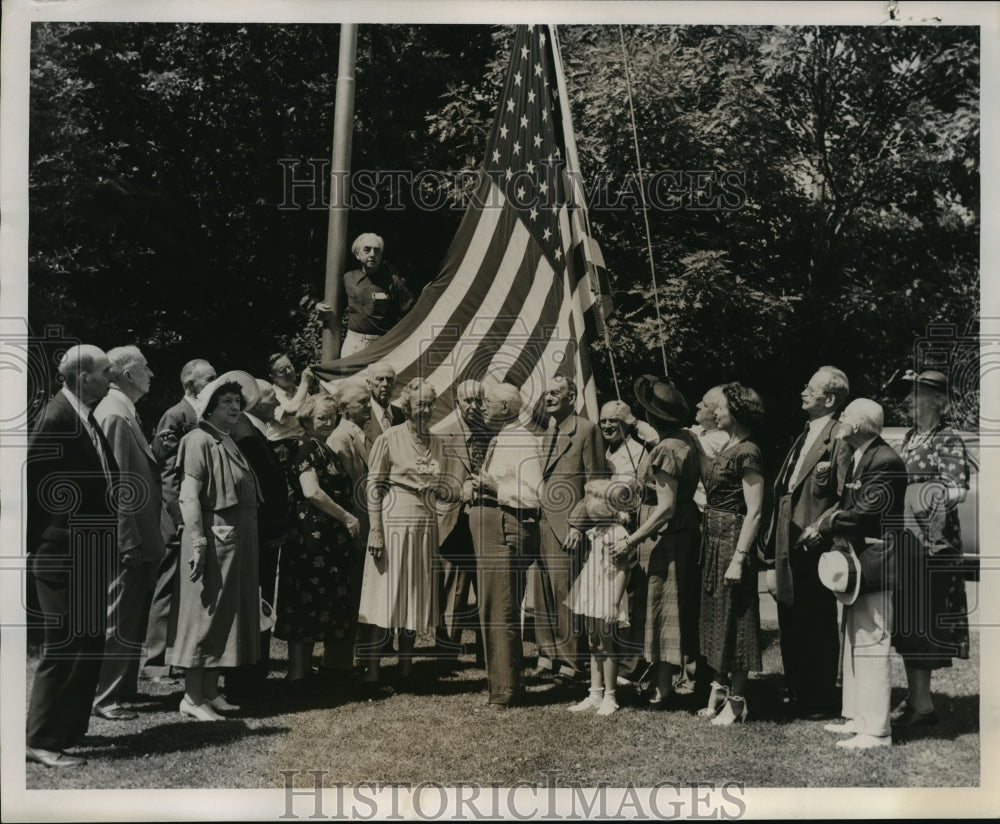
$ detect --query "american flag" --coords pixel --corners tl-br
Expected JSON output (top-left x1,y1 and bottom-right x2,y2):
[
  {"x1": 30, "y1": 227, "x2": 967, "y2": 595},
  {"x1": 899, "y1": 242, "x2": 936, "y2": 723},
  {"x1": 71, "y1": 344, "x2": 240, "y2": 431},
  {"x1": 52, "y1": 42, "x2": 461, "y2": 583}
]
[{"x1": 314, "y1": 24, "x2": 608, "y2": 426}]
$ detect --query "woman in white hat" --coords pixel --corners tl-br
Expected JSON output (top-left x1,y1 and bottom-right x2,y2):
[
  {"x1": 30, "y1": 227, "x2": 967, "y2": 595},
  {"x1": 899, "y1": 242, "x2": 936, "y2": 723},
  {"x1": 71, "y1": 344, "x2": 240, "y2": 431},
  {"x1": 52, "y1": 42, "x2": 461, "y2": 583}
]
[
  {"x1": 166, "y1": 372, "x2": 261, "y2": 721},
  {"x1": 892, "y1": 370, "x2": 971, "y2": 727}
]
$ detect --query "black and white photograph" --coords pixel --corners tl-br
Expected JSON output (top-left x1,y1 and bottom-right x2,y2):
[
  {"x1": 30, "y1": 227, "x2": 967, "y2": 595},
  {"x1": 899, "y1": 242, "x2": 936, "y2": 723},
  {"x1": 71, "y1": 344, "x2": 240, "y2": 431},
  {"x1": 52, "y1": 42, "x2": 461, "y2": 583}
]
[{"x1": 1, "y1": 0, "x2": 997, "y2": 820}]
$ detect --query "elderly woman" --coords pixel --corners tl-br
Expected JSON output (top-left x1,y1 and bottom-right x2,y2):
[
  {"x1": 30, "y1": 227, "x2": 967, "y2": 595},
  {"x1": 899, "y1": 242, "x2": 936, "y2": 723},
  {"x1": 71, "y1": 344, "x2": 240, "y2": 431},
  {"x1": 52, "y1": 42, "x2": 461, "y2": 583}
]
[
  {"x1": 167, "y1": 371, "x2": 261, "y2": 721},
  {"x1": 698, "y1": 382, "x2": 766, "y2": 725},
  {"x1": 612, "y1": 378, "x2": 702, "y2": 706},
  {"x1": 357, "y1": 378, "x2": 461, "y2": 686},
  {"x1": 275, "y1": 392, "x2": 361, "y2": 689},
  {"x1": 891, "y1": 370, "x2": 971, "y2": 727},
  {"x1": 265, "y1": 352, "x2": 313, "y2": 471}
]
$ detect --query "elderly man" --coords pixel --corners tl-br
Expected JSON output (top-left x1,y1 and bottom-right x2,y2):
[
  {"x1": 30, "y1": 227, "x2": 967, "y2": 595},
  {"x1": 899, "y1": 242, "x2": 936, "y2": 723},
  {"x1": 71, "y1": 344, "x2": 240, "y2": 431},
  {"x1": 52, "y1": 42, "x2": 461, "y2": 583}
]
[
  {"x1": 763, "y1": 366, "x2": 853, "y2": 719},
  {"x1": 26, "y1": 345, "x2": 116, "y2": 767},
  {"x1": 435, "y1": 380, "x2": 493, "y2": 660},
  {"x1": 342, "y1": 233, "x2": 415, "y2": 356},
  {"x1": 530, "y1": 375, "x2": 607, "y2": 682},
  {"x1": 804, "y1": 399, "x2": 907, "y2": 750},
  {"x1": 322, "y1": 378, "x2": 372, "y2": 673},
  {"x1": 141, "y1": 358, "x2": 216, "y2": 681},
  {"x1": 91, "y1": 346, "x2": 167, "y2": 721},
  {"x1": 227, "y1": 378, "x2": 289, "y2": 699},
  {"x1": 363, "y1": 360, "x2": 405, "y2": 444},
  {"x1": 470, "y1": 382, "x2": 544, "y2": 707}
]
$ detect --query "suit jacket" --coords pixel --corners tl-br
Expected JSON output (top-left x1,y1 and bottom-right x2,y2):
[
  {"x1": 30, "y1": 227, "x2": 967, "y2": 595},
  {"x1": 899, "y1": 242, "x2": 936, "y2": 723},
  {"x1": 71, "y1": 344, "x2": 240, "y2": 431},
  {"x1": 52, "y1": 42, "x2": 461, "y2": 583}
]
[
  {"x1": 232, "y1": 413, "x2": 289, "y2": 542},
  {"x1": 762, "y1": 417, "x2": 851, "y2": 604},
  {"x1": 363, "y1": 400, "x2": 405, "y2": 453},
  {"x1": 27, "y1": 390, "x2": 118, "y2": 580},
  {"x1": 536, "y1": 413, "x2": 607, "y2": 544},
  {"x1": 154, "y1": 397, "x2": 199, "y2": 530},
  {"x1": 94, "y1": 386, "x2": 164, "y2": 562},
  {"x1": 435, "y1": 408, "x2": 489, "y2": 539},
  {"x1": 816, "y1": 436, "x2": 907, "y2": 560}
]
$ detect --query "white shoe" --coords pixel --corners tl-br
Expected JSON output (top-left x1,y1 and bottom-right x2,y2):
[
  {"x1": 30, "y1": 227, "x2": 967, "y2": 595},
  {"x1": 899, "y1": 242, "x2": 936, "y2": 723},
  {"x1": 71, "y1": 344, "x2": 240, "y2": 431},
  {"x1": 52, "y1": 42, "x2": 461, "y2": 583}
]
[
  {"x1": 596, "y1": 696, "x2": 619, "y2": 716},
  {"x1": 568, "y1": 692, "x2": 603, "y2": 713},
  {"x1": 179, "y1": 695, "x2": 223, "y2": 721},
  {"x1": 824, "y1": 720, "x2": 860, "y2": 735},
  {"x1": 208, "y1": 695, "x2": 240, "y2": 712},
  {"x1": 836, "y1": 733, "x2": 891, "y2": 750}
]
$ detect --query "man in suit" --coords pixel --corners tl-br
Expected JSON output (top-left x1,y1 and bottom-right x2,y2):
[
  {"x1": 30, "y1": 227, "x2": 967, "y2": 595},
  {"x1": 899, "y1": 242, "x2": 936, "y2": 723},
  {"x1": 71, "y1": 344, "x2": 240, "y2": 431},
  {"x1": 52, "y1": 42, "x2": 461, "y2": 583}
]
[
  {"x1": 91, "y1": 346, "x2": 167, "y2": 720},
  {"x1": 322, "y1": 378, "x2": 372, "y2": 672},
  {"x1": 26, "y1": 344, "x2": 116, "y2": 767},
  {"x1": 803, "y1": 398, "x2": 907, "y2": 750},
  {"x1": 762, "y1": 366, "x2": 853, "y2": 718},
  {"x1": 141, "y1": 358, "x2": 216, "y2": 681},
  {"x1": 227, "y1": 378, "x2": 289, "y2": 698},
  {"x1": 434, "y1": 380, "x2": 492, "y2": 660},
  {"x1": 470, "y1": 382, "x2": 544, "y2": 707},
  {"x1": 530, "y1": 375, "x2": 606, "y2": 681},
  {"x1": 363, "y1": 360, "x2": 405, "y2": 447}
]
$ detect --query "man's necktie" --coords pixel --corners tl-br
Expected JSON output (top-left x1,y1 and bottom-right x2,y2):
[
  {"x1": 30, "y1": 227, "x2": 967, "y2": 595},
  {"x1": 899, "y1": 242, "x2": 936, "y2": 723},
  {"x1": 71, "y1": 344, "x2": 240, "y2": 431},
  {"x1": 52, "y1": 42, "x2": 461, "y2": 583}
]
[
  {"x1": 88, "y1": 409, "x2": 113, "y2": 483},
  {"x1": 785, "y1": 423, "x2": 811, "y2": 491}
]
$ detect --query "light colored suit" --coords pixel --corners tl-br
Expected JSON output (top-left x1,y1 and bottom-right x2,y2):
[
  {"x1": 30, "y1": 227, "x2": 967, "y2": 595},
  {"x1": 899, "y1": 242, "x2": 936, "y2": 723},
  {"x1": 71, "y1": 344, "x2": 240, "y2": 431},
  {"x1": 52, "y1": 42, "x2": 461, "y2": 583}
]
[{"x1": 93, "y1": 385, "x2": 164, "y2": 709}]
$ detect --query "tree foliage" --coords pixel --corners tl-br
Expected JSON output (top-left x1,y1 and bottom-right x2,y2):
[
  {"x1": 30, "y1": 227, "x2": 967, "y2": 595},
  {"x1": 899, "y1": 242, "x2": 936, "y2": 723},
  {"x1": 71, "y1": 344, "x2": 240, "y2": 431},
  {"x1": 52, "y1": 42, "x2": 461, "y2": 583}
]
[{"x1": 28, "y1": 23, "x2": 979, "y2": 442}]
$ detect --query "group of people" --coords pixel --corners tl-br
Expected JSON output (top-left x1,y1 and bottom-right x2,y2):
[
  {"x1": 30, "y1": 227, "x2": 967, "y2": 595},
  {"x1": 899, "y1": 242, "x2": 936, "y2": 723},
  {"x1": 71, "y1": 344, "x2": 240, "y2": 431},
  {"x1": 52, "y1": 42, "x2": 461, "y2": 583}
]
[{"x1": 25, "y1": 342, "x2": 971, "y2": 767}]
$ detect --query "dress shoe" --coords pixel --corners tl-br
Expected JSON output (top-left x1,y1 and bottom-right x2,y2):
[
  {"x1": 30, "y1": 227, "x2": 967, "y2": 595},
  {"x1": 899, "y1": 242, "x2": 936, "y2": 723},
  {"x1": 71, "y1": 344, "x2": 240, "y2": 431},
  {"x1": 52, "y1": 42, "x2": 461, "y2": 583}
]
[
  {"x1": 93, "y1": 704, "x2": 138, "y2": 721},
  {"x1": 147, "y1": 675, "x2": 180, "y2": 687},
  {"x1": 836, "y1": 733, "x2": 891, "y2": 750},
  {"x1": 710, "y1": 696, "x2": 748, "y2": 726},
  {"x1": 697, "y1": 681, "x2": 729, "y2": 720},
  {"x1": 26, "y1": 747, "x2": 86, "y2": 768},
  {"x1": 824, "y1": 719, "x2": 860, "y2": 735},
  {"x1": 525, "y1": 665, "x2": 552, "y2": 680},
  {"x1": 208, "y1": 695, "x2": 241, "y2": 712},
  {"x1": 672, "y1": 675, "x2": 696, "y2": 695},
  {"x1": 892, "y1": 706, "x2": 939, "y2": 728},
  {"x1": 179, "y1": 695, "x2": 223, "y2": 721}
]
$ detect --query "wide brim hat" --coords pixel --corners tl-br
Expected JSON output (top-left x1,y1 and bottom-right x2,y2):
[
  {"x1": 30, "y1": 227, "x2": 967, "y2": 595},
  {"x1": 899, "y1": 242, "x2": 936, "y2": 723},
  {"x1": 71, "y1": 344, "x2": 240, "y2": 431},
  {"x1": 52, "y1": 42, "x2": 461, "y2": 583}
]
[
  {"x1": 817, "y1": 543, "x2": 862, "y2": 606},
  {"x1": 900, "y1": 369, "x2": 948, "y2": 393},
  {"x1": 633, "y1": 375, "x2": 689, "y2": 427},
  {"x1": 195, "y1": 370, "x2": 260, "y2": 419}
]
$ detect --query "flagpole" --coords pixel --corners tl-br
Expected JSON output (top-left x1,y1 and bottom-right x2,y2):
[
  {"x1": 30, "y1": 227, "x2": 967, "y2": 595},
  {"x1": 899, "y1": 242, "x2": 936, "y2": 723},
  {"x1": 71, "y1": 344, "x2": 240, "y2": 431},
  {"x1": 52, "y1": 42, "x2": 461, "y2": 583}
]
[{"x1": 322, "y1": 24, "x2": 358, "y2": 363}]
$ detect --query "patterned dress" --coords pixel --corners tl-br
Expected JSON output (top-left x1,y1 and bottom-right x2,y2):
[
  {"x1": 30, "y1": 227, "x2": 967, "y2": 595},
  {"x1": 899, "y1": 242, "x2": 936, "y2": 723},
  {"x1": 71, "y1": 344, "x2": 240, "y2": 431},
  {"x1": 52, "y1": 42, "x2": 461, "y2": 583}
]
[
  {"x1": 698, "y1": 439, "x2": 763, "y2": 674},
  {"x1": 892, "y1": 424, "x2": 971, "y2": 668},
  {"x1": 275, "y1": 436, "x2": 359, "y2": 643}
]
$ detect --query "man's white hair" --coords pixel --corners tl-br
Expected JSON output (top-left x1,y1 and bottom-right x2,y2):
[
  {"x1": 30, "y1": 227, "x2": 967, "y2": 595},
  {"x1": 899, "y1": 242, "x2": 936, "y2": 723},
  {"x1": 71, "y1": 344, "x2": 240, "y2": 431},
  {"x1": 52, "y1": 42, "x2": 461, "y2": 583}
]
[
  {"x1": 58, "y1": 344, "x2": 106, "y2": 390},
  {"x1": 106, "y1": 345, "x2": 144, "y2": 383},
  {"x1": 486, "y1": 382, "x2": 523, "y2": 415},
  {"x1": 844, "y1": 398, "x2": 883, "y2": 437}
]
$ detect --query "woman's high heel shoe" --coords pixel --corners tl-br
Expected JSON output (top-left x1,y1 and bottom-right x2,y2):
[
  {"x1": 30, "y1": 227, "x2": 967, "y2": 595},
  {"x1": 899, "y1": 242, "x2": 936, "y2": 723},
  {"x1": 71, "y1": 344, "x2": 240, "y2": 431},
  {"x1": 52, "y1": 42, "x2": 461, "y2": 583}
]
[
  {"x1": 179, "y1": 695, "x2": 223, "y2": 721},
  {"x1": 697, "y1": 681, "x2": 729, "y2": 720},
  {"x1": 710, "y1": 695, "x2": 749, "y2": 726},
  {"x1": 209, "y1": 695, "x2": 240, "y2": 712}
]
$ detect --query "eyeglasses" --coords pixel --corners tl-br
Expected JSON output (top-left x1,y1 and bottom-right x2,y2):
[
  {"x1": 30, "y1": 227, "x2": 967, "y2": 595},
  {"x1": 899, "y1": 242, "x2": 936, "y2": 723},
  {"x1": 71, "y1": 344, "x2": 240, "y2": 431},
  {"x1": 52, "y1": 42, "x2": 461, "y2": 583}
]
[{"x1": 802, "y1": 385, "x2": 829, "y2": 398}]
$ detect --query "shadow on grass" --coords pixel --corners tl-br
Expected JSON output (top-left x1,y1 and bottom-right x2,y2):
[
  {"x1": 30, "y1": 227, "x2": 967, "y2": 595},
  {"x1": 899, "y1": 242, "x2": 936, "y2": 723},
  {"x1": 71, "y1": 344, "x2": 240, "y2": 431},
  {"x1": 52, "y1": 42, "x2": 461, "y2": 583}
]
[{"x1": 75, "y1": 719, "x2": 290, "y2": 760}]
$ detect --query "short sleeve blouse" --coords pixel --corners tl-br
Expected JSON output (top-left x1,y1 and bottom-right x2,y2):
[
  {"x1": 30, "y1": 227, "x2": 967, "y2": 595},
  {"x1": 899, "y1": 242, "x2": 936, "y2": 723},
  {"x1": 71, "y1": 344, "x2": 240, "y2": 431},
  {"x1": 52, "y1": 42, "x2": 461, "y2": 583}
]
[
  {"x1": 704, "y1": 440, "x2": 763, "y2": 515},
  {"x1": 900, "y1": 425, "x2": 970, "y2": 489}
]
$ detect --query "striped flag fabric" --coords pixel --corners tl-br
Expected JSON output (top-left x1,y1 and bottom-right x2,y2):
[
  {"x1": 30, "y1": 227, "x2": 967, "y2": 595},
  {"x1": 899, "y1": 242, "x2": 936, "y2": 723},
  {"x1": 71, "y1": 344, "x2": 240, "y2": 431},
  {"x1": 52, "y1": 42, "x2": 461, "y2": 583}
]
[{"x1": 314, "y1": 24, "x2": 607, "y2": 427}]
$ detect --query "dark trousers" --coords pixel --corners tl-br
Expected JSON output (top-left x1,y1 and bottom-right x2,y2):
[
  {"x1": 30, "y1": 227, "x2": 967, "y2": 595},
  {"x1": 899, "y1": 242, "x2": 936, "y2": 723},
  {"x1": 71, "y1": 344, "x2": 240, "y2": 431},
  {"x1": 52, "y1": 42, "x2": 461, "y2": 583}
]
[
  {"x1": 436, "y1": 511, "x2": 481, "y2": 654},
  {"x1": 94, "y1": 559, "x2": 157, "y2": 709},
  {"x1": 530, "y1": 520, "x2": 586, "y2": 676},
  {"x1": 27, "y1": 556, "x2": 108, "y2": 751},
  {"x1": 778, "y1": 547, "x2": 841, "y2": 712},
  {"x1": 141, "y1": 530, "x2": 180, "y2": 677},
  {"x1": 470, "y1": 506, "x2": 539, "y2": 705}
]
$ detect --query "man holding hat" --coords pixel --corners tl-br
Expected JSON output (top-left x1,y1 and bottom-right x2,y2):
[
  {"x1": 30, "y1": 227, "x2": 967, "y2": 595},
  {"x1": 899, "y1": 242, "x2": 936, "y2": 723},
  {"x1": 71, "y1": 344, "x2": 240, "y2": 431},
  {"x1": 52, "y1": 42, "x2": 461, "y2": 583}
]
[{"x1": 801, "y1": 398, "x2": 906, "y2": 749}]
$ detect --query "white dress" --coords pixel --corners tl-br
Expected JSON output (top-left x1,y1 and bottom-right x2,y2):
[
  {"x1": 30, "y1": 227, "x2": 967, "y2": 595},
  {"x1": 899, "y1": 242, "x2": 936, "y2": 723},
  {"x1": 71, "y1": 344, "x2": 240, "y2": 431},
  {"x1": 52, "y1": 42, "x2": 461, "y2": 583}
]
[{"x1": 565, "y1": 522, "x2": 630, "y2": 626}]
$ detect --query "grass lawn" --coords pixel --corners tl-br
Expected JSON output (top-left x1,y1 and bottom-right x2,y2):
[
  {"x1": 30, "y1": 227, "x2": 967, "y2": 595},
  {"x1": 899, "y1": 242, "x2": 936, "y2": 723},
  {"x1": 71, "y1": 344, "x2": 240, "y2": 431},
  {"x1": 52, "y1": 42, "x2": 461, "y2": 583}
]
[{"x1": 24, "y1": 586, "x2": 980, "y2": 791}]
